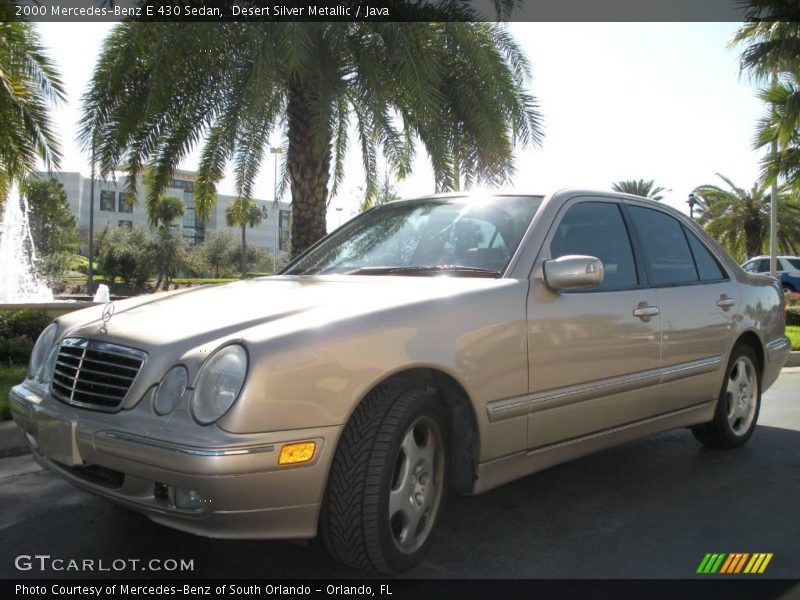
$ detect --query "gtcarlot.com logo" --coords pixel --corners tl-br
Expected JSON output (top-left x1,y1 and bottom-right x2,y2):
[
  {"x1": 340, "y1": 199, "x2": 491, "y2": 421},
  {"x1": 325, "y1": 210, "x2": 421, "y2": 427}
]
[
  {"x1": 14, "y1": 554, "x2": 194, "y2": 573},
  {"x1": 697, "y1": 553, "x2": 773, "y2": 574}
]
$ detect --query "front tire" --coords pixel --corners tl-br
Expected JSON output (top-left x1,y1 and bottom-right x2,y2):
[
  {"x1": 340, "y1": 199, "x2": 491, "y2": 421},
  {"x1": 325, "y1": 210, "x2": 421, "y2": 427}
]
[
  {"x1": 692, "y1": 344, "x2": 761, "y2": 449},
  {"x1": 320, "y1": 384, "x2": 447, "y2": 573}
]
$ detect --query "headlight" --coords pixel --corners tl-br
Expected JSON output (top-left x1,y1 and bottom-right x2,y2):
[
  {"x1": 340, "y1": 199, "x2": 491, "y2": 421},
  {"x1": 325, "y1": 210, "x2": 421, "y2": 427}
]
[
  {"x1": 29, "y1": 323, "x2": 57, "y2": 381},
  {"x1": 153, "y1": 365, "x2": 188, "y2": 416},
  {"x1": 191, "y1": 345, "x2": 248, "y2": 425}
]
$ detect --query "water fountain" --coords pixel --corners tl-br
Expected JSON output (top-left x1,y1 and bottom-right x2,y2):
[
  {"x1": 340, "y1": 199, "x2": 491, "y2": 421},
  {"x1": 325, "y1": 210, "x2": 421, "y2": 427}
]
[
  {"x1": 0, "y1": 186, "x2": 53, "y2": 303},
  {"x1": 0, "y1": 186, "x2": 97, "y2": 318}
]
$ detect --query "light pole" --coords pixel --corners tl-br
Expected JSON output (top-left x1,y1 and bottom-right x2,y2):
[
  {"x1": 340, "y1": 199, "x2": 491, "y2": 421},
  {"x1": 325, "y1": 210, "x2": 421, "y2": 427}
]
[
  {"x1": 336, "y1": 207, "x2": 343, "y2": 227},
  {"x1": 769, "y1": 73, "x2": 779, "y2": 278},
  {"x1": 687, "y1": 193, "x2": 699, "y2": 220},
  {"x1": 87, "y1": 141, "x2": 96, "y2": 294},
  {"x1": 269, "y1": 147, "x2": 283, "y2": 274}
]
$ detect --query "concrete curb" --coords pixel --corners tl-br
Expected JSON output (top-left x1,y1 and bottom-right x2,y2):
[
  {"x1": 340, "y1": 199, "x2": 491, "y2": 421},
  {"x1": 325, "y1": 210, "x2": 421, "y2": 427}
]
[{"x1": 787, "y1": 351, "x2": 800, "y2": 368}]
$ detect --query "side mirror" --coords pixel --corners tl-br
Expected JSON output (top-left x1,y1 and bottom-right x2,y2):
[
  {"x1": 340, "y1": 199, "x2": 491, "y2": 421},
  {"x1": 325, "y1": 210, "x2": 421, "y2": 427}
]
[{"x1": 542, "y1": 255, "x2": 604, "y2": 291}]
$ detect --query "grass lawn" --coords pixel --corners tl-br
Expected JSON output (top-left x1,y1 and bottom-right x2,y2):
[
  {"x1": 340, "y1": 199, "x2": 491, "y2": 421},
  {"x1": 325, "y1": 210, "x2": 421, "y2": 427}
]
[
  {"x1": 787, "y1": 325, "x2": 800, "y2": 351},
  {"x1": 0, "y1": 365, "x2": 27, "y2": 420}
]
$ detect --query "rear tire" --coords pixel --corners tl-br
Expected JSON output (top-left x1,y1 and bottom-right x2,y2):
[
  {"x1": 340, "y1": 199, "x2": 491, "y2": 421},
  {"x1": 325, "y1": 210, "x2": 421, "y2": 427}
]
[
  {"x1": 691, "y1": 344, "x2": 761, "y2": 449},
  {"x1": 320, "y1": 384, "x2": 447, "y2": 573}
]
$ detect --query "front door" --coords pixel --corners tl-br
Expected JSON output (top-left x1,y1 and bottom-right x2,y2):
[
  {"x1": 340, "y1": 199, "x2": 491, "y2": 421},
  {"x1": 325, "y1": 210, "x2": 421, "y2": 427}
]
[{"x1": 526, "y1": 198, "x2": 661, "y2": 449}]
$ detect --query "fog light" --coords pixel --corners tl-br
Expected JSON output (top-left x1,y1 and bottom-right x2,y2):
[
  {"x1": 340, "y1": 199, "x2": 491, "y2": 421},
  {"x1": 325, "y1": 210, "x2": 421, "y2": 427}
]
[
  {"x1": 173, "y1": 488, "x2": 207, "y2": 510},
  {"x1": 154, "y1": 482, "x2": 169, "y2": 501},
  {"x1": 279, "y1": 441, "x2": 316, "y2": 465}
]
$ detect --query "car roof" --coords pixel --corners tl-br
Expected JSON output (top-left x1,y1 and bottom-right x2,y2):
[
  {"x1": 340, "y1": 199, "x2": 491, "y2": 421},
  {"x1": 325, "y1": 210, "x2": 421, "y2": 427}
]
[
  {"x1": 744, "y1": 256, "x2": 800, "y2": 260},
  {"x1": 386, "y1": 192, "x2": 546, "y2": 204}
]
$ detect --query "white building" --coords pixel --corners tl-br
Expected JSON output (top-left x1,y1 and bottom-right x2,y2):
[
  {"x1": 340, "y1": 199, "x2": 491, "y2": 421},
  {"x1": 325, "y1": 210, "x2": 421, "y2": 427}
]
[{"x1": 39, "y1": 169, "x2": 292, "y2": 258}]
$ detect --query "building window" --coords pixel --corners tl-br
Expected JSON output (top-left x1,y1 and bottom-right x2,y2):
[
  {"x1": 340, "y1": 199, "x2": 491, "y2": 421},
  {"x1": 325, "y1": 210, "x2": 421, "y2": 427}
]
[
  {"x1": 181, "y1": 190, "x2": 204, "y2": 245},
  {"x1": 169, "y1": 178, "x2": 194, "y2": 192},
  {"x1": 279, "y1": 209, "x2": 291, "y2": 251},
  {"x1": 100, "y1": 190, "x2": 116, "y2": 212},
  {"x1": 118, "y1": 192, "x2": 134, "y2": 213},
  {"x1": 118, "y1": 220, "x2": 132, "y2": 229}
]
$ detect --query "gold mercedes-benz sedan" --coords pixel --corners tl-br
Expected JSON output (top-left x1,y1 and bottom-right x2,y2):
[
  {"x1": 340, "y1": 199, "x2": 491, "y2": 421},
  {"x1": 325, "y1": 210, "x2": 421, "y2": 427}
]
[{"x1": 10, "y1": 190, "x2": 790, "y2": 572}]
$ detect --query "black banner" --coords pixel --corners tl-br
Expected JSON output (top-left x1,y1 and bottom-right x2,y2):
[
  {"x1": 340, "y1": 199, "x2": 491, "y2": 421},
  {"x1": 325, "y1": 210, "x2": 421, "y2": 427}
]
[
  {"x1": 5, "y1": 0, "x2": 752, "y2": 23},
  {"x1": 4, "y1": 579, "x2": 800, "y2": 600}
]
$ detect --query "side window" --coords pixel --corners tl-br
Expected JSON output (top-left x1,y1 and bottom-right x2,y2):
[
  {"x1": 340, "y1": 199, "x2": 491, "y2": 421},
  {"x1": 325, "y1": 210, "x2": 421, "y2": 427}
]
[
  {"x1": 550, "y1": 202, "x2": 638, "y2": 290},
  {"x1": 628, "y1": 206, "x2": 698, "y2": 286},
  {"x1": 684, "y1": 228, "x2": 726, "y2": 281},
  {"x1": 742, "y1": 260, "x2": 758, "y2": 273},
  {"x1": 757, "y1": 259, "x2": 771, "y2": 273}
]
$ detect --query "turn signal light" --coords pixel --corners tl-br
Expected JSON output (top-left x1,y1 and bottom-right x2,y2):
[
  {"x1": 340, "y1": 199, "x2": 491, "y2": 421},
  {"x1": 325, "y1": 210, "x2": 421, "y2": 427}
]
[{"x1": 279, "y1": 441, "x2": 316, "y2": 465}]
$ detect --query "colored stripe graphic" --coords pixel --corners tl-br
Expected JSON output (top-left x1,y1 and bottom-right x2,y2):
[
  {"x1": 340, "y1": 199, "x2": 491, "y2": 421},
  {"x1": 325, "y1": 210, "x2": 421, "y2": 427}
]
[
  {"x1": 700, "y1": 553, "x2": 773, "y2": 574},
  {"x1": 719, "y1": 554, "x2": 736, "y2": 573},
  {"x1": 697, "y1": 553, "x2": 727, "y2": 573},
  {"x1": 758, "y1": 554, "x2": 773, "y2": 573},
  {"x1": 697, "y1": 554, "x2": 713, "y2": 573},
  {"x1": 722, "y1": 553, "x2": 749, "y2": 573}
]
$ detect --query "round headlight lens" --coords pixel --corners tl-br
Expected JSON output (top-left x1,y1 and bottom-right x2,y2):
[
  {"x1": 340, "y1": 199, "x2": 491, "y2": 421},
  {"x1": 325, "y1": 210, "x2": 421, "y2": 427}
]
[
  {"x1": 191, "y1": 345, "x2": 248, "y2": 425},
  {"x1": 153, "y1": 365, "x2": 188, "y2": 416},
  {"x1": 29, "y1": 323, "x2": 57, "y2": 381}
]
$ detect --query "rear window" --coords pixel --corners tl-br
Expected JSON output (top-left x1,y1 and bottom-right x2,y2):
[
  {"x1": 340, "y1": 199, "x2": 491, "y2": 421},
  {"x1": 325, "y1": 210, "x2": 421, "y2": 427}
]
[
  {"x1": 684, "y1": 228, "x2": 726, "y2": 281},
  {"x1": 628, "y1": 206, "x2": 698, "y2": 286}
]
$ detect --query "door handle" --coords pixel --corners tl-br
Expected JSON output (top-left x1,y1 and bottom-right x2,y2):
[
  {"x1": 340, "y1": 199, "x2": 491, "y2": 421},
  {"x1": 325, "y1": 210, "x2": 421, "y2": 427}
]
[
  {"x1": 717, "y1": 297, "x2": 735, "y2": 310},
  {"x1": 633, "y1": 306, "x2": 660, "y2": 319}
]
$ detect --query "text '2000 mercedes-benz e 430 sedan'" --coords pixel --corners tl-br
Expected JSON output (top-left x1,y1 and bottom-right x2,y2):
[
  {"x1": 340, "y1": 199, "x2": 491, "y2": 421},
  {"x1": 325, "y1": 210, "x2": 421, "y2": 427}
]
[{"x1": 10, "y1": 190, "x2": 790, "y2": 572}]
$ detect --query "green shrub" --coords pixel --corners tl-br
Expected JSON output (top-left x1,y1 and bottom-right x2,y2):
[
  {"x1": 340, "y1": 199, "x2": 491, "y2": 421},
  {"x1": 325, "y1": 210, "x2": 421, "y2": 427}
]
[
  {"x1": 0, "y1": 339, "x2": 34, "y2": 366},
  {"x1": 787, "y1": 306, "x2": 800, "y2": 327},
  {"x1": 0, "y1": 309, "x2": 52, "y2": 341},
  {"x1": 96, "y1": 224, "x2": 154, "y2": 287},
  {"x1": 0, "y1": 365, "x2": 28, "y2": 419},
  {"x1": 0, "y1": 309, "x2": 51, "y2": 367}
]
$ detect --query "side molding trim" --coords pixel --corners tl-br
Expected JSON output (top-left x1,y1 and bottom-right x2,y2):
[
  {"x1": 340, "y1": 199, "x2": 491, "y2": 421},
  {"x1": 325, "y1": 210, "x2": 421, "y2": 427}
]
[{"x1": 487, "y1": 356, "x2": 721, "y2": 422}]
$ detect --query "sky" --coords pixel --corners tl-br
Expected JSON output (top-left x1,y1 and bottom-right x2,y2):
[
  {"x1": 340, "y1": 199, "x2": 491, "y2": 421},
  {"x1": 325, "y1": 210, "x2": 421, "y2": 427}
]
[{"x1": 36, "y1": 21, "x2": 765, "y2": 229}]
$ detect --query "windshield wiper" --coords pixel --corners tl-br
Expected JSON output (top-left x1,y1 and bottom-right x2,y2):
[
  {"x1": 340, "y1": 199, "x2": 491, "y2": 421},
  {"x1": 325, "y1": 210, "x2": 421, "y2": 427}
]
[{"x1": 345, "y1": 265, "x2": 501, "y2": 278}]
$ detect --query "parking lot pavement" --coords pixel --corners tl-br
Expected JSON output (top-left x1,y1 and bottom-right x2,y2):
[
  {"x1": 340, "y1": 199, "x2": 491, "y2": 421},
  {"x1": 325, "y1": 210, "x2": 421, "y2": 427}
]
[{"x1": 1, "y1": 371, "x2": 798, "y2": 580}]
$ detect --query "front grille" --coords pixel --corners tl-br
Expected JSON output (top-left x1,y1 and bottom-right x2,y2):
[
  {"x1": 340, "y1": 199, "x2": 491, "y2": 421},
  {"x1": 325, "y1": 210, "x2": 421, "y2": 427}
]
[{"x1": 51, "y1": 338, "x2": 147, "y2": 411}]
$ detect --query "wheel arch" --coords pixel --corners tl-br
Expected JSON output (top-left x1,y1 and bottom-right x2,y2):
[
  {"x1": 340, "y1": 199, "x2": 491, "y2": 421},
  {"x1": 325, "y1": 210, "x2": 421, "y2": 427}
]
[
  {"x1": 733, "y1": 330, "x2": 765, "y2": 377},
  {"x1": 338, "y1": 367, "x2": 480, "y2": 495}
]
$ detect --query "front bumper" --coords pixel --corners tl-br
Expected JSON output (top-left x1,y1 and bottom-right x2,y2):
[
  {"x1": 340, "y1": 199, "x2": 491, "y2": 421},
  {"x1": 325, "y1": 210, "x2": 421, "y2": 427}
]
[{"x1": 9, "y1": 382, "x2": 341, "y2": 540}]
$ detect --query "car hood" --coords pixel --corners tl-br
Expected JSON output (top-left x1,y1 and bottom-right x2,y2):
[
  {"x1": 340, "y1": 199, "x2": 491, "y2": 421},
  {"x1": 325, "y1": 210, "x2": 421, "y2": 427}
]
[{"x1": 59, "y1": 275, "x2": 510, "y2": 350}]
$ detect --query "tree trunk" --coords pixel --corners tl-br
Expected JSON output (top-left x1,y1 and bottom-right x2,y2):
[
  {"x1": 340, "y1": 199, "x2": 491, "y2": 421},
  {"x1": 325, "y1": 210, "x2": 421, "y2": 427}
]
[
  {"x1": 744, "y1": 216, "x2": 763, "y2": 259},
  {"x1": 241, "y1": 224, "x2": 247, "y2": 278},
  {"x1": 287, "y1": 82, "x2": 331, "y2": 257}
]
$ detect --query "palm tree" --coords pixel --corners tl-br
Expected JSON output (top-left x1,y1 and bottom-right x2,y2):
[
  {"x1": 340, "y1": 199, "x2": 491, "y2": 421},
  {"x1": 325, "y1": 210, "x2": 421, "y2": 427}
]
[
  {"x1": 611, "y1": 179, "x2": 666, "y2": 201},
  {"x1": 731, "y1": 2, "x2": 800, "y2": 189},
  {"x1": 150, "y1": 195, "x2": 185, "y2": 290},
  {"x1": 79, "y1": 21, "x2": 543, "y2": 257},
  {"x1": 360, "y1": 168, "x2": 401, "y2": 213},
  {"x1": 692, "y1": 174, "x2": 800, "y2": 261},
  {"x1": 150, "y1": 195, "x2": 185, "y2": 228},
  {"x1": 0, "y1": 20, "x2": 64, "y2": 197},
  {"x1": 226, "y1": 197, "x2": 263, "y2": 278}
]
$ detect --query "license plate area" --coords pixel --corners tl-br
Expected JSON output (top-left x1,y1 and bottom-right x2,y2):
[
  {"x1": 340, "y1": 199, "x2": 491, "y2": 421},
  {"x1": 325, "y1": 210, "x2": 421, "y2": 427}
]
[{"x1": 37, "y1": 413, "x2": 81, "y2": 466}]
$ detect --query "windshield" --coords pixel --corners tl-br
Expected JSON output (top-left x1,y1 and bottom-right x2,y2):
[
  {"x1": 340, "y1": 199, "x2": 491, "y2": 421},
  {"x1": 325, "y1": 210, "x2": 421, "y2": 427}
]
[{"x1": 283, "y1": 196, "x2": 542, "y2": 277}]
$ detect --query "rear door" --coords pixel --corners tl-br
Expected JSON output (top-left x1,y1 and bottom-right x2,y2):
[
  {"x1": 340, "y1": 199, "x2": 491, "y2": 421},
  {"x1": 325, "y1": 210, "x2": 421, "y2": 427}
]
[{"x1": 625, "y1": 203, "x2": 736, "y2": 413}]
